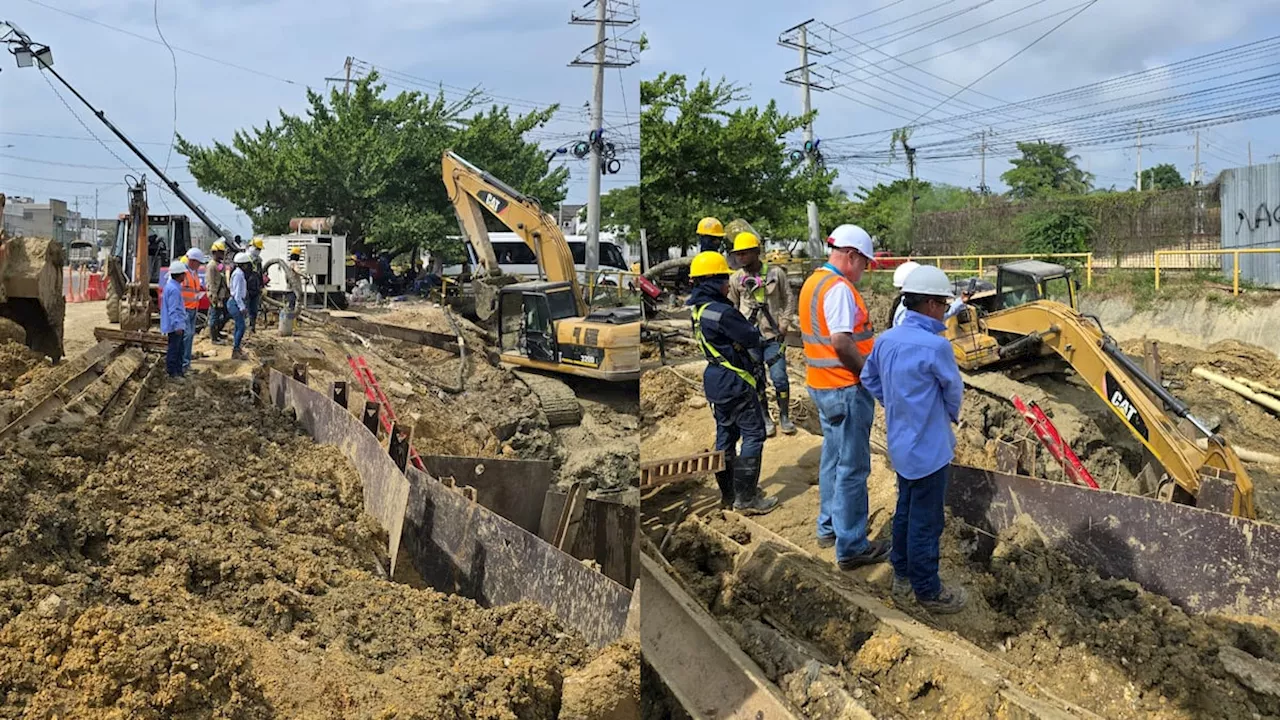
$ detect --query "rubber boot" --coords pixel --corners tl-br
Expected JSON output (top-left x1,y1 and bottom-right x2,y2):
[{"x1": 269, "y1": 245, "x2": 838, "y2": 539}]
[
  {"x1": 715, "y1": 452, "x2": 735, "y2": 509},
  {"x1": 733, "y1": 456, "x2": 778, "y2": 515},
  {"x1": 760, "y1": 392, "x2": 776, "y2": 438},
  {"x1": 777, "y1": 390, "x2": 797, "y2": 435}
]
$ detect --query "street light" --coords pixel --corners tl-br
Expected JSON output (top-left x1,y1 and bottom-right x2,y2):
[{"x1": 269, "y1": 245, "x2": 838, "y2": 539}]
[{"x1": 0, "y1": 22, "x2": 52, "y2": 71}]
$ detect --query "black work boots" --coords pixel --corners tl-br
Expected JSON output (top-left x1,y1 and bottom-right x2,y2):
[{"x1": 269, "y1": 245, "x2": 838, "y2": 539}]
[{"x1": 732, "y1": 456, "x2": 778, "y2": 515}]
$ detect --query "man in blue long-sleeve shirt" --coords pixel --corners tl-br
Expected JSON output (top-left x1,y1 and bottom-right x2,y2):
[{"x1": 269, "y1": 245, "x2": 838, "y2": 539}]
[
  {"x1": 861, "y1": 264, "x2": 968, "y2": 614},
  {"x1": 687, "y1": 251, "x2": 777, "y2": 515},
  {"x1": 160, "y1": 261, "x2": 188, "y2": 378}
]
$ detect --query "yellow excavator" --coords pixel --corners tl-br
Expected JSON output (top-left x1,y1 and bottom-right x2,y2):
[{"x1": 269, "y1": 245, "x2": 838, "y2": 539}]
[
  {"x1": 947, "y1": 259, "x2": 1255, "y2": 518},
  {"x1": 0, "y1": 193, "x2": 66, "y2": 362},
  {"x1": 442, "y1": 151, "x2": 640, "y2": 382}
]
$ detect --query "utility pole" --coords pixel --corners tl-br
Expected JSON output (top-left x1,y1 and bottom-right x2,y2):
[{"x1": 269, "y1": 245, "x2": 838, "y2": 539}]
[
  {"x1": 324, "y1": 56, "x2": 354, "y2": 97},
  {"x1": 779, "y1": 20, "x2": 831, "y2": 259},
  {"x1": 1248, "y1": 141, "x2": 1253, "y2": 166},
  {"x1": 570, "y1": 1, "x2": 638, "y2": 277},
  {"x1": 1136, "y1": 121, "x2": 1143, "y2": 191},
  {"x1": 979, "y1": 129, "x2": 988, "y2": 199},
  {"x1": 93, "y1": 188, "x2": 98, "y2": 249},
  {"x1": 1193, "y1": 131, "x2": 1201, "y2": 185}
]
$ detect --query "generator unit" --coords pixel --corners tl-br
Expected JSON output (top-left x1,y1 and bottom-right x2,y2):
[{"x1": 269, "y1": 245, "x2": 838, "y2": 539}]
[{"x1": 261, "y1": 230, "x2": 348, "y2": 309}]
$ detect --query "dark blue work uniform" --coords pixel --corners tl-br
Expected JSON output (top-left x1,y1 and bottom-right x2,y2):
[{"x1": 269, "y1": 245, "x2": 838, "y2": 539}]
[{"x1": 687, "y1": 279, "x2": 767, "y2": 504}]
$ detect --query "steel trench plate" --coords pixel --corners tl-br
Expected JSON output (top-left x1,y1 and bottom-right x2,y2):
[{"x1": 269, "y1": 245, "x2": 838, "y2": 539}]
[
  {"x1": 269, "y1": 370, "x2": 409, "y2": 575},
  {"x1": 948, "y1": 464, "x2": 1280, "y2": 617}
]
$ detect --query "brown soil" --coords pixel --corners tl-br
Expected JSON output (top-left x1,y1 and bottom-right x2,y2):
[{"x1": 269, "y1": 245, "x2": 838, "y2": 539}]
[
  {"x1": 0, "y1": 368, "x2": 622, "y2": 718},
  {"x1": 560, "y1": 638, "x2": 641, "y2": 720},
  {"x1": 662, "y1": 509, "x2": 1280, "y2": 719}
]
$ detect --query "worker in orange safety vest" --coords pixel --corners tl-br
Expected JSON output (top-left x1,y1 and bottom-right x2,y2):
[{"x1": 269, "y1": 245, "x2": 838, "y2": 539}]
[
  {"x1": 180, "y1": 248, "x2": 207, "y2": 372},
  {"x1": 797, "y1": 223, "x2": 888, "y2": 570}
]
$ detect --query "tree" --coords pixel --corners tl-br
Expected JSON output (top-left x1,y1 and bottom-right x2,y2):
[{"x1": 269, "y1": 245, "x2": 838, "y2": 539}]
[
  {"x1": 1018, "y1": 206, "x2": 1094, "y2": 255},
  {"x1": 1136, "y1": 163, "x2": 1186, "y2": 191},
  {"x1": 640, "y1": 72, "x2": 840, "y2": 254},
  {"x1": 599, "y1": 185, "x2": 641, "y2": 245},
  {"x1": 1001, "y1": 141, "x2": 1093, "y2": 199},
  {"x1": 176, "y1": 72, "x2": 568, "y2": 259},
  {"x1": 842, "y1": 180, "x2": 976, "y2": 253}
]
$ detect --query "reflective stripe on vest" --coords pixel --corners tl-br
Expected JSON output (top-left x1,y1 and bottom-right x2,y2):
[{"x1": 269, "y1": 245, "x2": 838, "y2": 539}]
[
  {"x1": 798, "y1": 268, "x2": 875, "y2": 389},
  {"x1": 692, "y1": 304, "x2": 757, "y2": 390},
  {"x1": 180, "y1": 270, "x2": 200, "y2": 309}
]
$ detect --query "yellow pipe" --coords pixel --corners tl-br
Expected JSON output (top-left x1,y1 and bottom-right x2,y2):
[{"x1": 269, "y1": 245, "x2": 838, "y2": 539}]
[
  {"x1": 1155, "y1": 252, "x2": 1162, "y2": 290},
  {"x1": 1233, "y1": 251, "x2": 1240, "y2": 296}
]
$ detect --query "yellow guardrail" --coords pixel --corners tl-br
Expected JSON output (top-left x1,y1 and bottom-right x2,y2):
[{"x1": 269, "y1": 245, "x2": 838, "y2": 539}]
[
  {"x1": 1155, "y1": 248, "x2": 1280, "y2": 295},
  {"x1": 773, "y1": 252, "x2": 1095, "y2": 287},
  {"x1": 581, "y1": 269, "x2": 643, "y2": 301}
]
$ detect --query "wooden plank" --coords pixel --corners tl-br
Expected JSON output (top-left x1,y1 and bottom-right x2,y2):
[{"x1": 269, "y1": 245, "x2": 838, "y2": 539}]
[
  {"x1": 640, "y1": 449, "x2": 725, "y2": 488},
  {"x1": 0, "y1": 340, "x2": 116, "y2": 440},
  {"x1": 540, "y1": 489, "x2": 638, "y2": 587},
  {"x1": 325, "y1": 314, "x2": 462, "y2": 355},
  {"x1": 116, "y1": 357, "x2": 164, "y2": 433},
  {"x1": 554, "y1": 482, "x2": 588, "y2": 551},
  {"x1": 93, "y1": 327, "x2": 168, "y2": 349}
]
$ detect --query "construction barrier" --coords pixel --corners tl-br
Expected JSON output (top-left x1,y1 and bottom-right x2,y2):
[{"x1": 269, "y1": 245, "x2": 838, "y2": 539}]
[
  {"x1": 63, "y1": 267, "x2": 108, "y2": 303},
  {"x1": 1154, "y1": 248, "x2": 1280, "y2": 295}
]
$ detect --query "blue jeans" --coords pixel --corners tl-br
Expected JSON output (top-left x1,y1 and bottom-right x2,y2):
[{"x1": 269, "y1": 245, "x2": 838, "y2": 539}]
[
  {"x1": 810, "y1": 383, "x2": 875, "y2": 560},
  {"x1": 229, "y1": 302, "x2": 247, "y2": 350},
  {"x1": 890, "y1": 464, "x2": 949, "y2": 600},
  {"x1": 712, "y1": 391, "x2": 766, "y2": 463},
  {"x1": 748, "y1": 340, "x2": 790, "y2": 393},
  {"x1": 166, "y1": 331, "x2": 184, "y2": 377},
  {"x1": 183, "y1": 309, "x2": 197, "y2": 369}
]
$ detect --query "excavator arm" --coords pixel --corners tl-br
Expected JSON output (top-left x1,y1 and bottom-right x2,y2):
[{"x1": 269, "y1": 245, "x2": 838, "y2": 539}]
[
  {"x1": 976, "y1": 301, "x2": 1255, "y2": 517},
  {"x1": 442, "y1": 151, "x2": 585, "y2": 317}
]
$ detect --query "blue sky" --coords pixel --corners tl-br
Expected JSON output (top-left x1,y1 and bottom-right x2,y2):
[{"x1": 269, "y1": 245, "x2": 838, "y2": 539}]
[
  {"x1": 641, "y1": 0, "x2": 1280, "y2": 198},
  {"x1": 0, "y1": 0, "x2": 640, "y2": 237}
]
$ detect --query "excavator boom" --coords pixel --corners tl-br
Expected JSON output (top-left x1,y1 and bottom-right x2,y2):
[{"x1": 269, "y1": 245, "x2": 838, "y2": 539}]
[
  {"x1": 961, "y1": 300, "x2": 1255, "y2": 518},
  {"x1": 442, "y1": 151, "x2": 585, "y2": 316}
]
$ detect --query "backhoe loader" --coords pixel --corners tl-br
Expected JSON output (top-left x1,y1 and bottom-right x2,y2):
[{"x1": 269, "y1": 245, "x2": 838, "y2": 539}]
[
  {"x1": 0, "y1": 193, "x2": 66, "y2": 362},
  {"x1": 946, "y1": 259, "x2": 1255, "y2": 518},
  {"x1": 442, "y1": 151, "x2": 640, "y2": 382}
]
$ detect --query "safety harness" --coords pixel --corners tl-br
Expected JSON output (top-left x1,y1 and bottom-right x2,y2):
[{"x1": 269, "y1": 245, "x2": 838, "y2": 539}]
[{"x1": 692, "y1": 304, "x2": 757, "y2": 389}]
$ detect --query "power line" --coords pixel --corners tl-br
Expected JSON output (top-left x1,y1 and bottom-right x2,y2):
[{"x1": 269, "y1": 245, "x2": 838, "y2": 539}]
[
  {"x1": 19, "y1": 0, "x2": 301, "y2": 86},
  {"x1": 829, "y1": 0, "x2": 916, "y2": 28}
]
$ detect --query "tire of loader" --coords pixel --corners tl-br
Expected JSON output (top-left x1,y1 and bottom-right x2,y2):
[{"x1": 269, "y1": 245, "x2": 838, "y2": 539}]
[
  {"x1": 105, "y1": 256, "x2": 126, "y2": 324},
  {"x1": 515, "y1": 370, "x2": 583, "y2": 427}
]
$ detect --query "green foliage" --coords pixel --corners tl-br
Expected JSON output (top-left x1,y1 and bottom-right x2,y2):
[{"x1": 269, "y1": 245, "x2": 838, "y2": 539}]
[
  {"x1": 639, "y1": 72, "x2": 840, "y2": 254},
  {"x1": 842, "y1": 180, "x2": 976, "y2": 252},
  {"x1": 599, "y1": 185, "x2": 641, "y2": 245},
  {"x1": 175, "y1": 71, "x2": 568, "y2": 256},
  {"x1": 1017, "y1": 206, "x2": 1094, "y2": 255},
  {"x1": 1001, "y1": 141, "x2": 1093, "y2": 199},
  {"x1": 1135, "y1": 163, "x2": 1186, "y2": 191}
]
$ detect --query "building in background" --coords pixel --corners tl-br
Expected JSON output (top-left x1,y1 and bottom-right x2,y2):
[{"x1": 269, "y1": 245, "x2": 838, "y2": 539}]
[{"x1": 1, "y1": 196, "x2": 75, "y2": 247}]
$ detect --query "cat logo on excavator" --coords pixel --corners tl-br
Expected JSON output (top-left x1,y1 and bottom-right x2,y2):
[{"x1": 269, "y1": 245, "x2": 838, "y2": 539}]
[
  {"x1": 478, "y1": 190, "x2": 507, "y2": 216},
  {"x1": 1105, "y1": 372, "x2": 1149, "y2": 441}
]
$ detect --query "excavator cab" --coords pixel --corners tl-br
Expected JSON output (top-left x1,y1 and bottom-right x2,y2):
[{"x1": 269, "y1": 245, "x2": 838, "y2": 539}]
[
  {"x1": 500, "y1": 281, "x2": 579, "y2": 365},
  {"x1": 995, "y1": 260, "x2": 1080, "y2": 312}
]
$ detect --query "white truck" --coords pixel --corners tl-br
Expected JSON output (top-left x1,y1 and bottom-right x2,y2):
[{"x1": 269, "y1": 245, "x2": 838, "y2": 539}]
[{"x1": 261, "y1": 223, "x2": 348, "y2": 309}]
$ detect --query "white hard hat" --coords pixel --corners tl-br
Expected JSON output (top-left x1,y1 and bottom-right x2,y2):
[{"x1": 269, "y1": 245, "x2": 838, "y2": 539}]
[
  {"x1": 233, "y1": 252, "x2": 252, "y2": 264},
  {"x1": 892, "y1": 260, "x2": 921, "y2": 288},
  {"x1": 901, "y1": 265, "x2": 954, "y2": 298},
  {"x1": 186, "y1": 247, "x2": 206, "y2": 264},
  {"x1": 168, "y1": 260, "x2": 188, "y2": 275},
  {"x1": 826, "y1": 224, "x2": 874, "y2": 260}
]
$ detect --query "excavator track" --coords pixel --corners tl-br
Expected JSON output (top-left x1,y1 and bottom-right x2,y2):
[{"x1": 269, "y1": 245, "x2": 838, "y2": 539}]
[{"x1": 514, "y1": 370, "x2": 583, "y2": 427}]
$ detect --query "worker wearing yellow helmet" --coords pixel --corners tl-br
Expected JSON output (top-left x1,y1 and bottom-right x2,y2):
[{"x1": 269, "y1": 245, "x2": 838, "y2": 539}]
[
  {"x1": 207, "y1": 241, "x2": 231, "y2": 344},
  {"x1": 728, "y1": 231, "x2": 797, "y2": 437},
  {"x1": 246, "y1": 238, "x2": 265, "y2": 332},
  {"x1": 688, "y1": 250, "x2": 779, "y2": 516},
  {"x1": 696, "y1": 216, "x2": 726, "y2": 253}
]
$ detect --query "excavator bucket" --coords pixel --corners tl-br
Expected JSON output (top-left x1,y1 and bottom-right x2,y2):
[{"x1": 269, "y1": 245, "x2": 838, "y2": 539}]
[
  {"x1": 0, "y1": 196, "x2": 66, "y2": 362},
  {"x1": 119, "y1": 282, "x2": 151, "y2": 333}
]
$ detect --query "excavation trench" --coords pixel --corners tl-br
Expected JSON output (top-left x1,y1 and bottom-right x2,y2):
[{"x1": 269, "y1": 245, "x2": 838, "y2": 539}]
[{"x1": 0, "y1": 341, "x2": 637, "y2": 719}]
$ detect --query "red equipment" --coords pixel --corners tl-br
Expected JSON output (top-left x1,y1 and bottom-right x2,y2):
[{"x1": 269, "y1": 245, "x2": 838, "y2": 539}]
[{"x1": 1012, "y1": 394, "x2": 1099, "y2": 489}]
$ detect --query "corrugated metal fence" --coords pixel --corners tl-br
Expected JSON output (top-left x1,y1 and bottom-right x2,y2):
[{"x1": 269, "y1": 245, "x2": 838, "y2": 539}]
[{"x1": 1220, "y1": 162, "x2": 1280, "y2": 287}]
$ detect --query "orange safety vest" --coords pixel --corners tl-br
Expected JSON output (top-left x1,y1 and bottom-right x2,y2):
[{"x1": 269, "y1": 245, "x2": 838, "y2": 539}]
[
  {"x1": 798, "y1": 267, "x2": 875, "y2": 389},
  {"x1": 180, "y1": 270, "x2": 201, "y2": 310}
]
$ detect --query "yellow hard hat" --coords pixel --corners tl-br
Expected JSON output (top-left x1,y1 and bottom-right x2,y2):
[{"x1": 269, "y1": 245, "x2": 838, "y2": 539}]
[
  {"x1": 252, "y1": 237, "x2": 264, "y2": 249},
  {"x1": 177, "y1": 255, "x2": 188, "y2": 265},
  {"x1": 689, "y1": 251, "x2": 731, "y2": 278},
  {"x1": 696, "y1": 217, "x2": 725, "y2": 237},
  {"x1": 732, "y1": 232, "x2": 761, "y2": 252},
  {"x1": 211, "y1": 240, "x2": 226, "y2": 252}
]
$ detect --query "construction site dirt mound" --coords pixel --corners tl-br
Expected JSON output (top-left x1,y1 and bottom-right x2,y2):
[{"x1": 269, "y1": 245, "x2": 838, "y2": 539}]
[
  {"x1": 0, "y1": 370, "x2": 624, "y2": 718},
  {"x1": 665, "y1": 509, "x2": 1280, "y2": 719},
  {"x1": 639, "y1": 367, "x2": 696, "y2": 425},
  {"x1": 560, "y1": 638, "x2": 641, "y2": 720},
  {"x1": 0, "y1": 340, "x2": 45, "y2": 391}
]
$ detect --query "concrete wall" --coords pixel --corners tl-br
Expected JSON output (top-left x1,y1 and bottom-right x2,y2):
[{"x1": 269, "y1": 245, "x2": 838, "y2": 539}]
[{"x1": 1081, "y1": 296, "x2": 1280, "y2": 357}]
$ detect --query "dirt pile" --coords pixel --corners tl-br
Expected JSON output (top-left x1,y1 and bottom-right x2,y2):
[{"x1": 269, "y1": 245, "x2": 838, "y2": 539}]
[
  {"x1": 556, "y1": 380, "x2": 640, "y2": 492},
  {"x1": 665, "y1": 511, "x2": 1280, "y2": 719},
  {"x1": 0, "y1": 370, "x2": 624, "y2": 718},
  {"x1": 560, "y1": 638, "x2": 641, "y2": 720},
  {"x1": 639, "y1": 367, "x2": 696, "y2": 425},
  {"x1": 0, "y1": 340, "x2": 45, "y2": 390}
]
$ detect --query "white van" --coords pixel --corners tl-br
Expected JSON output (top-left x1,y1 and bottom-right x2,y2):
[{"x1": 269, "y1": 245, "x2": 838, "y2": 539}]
[{"x1": 439, "y1": 233, "x2": 629, "y2": 283}]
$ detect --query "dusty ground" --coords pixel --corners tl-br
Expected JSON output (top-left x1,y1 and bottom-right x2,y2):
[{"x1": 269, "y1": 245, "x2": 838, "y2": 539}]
[
  {"x1": 640, "y1": 323, "x2": 1280, "y2": 718},
  {"x1": 63, "y1": 299, "x2": 108, "y2": 357},
  {"x1": 0, "y1": 356, "x2": 631, "y2": 718}
]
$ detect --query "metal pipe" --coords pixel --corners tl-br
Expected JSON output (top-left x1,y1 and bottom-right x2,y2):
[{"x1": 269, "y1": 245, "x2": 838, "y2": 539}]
[{"x1": 1101, "y1": 336, "x2": 1215, "y2": 438}]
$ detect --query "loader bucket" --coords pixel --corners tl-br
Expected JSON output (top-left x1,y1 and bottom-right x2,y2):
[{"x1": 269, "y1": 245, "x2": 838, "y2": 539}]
[{"x1": 0, "y1": 236, "x2": 66, "y2": 363}]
